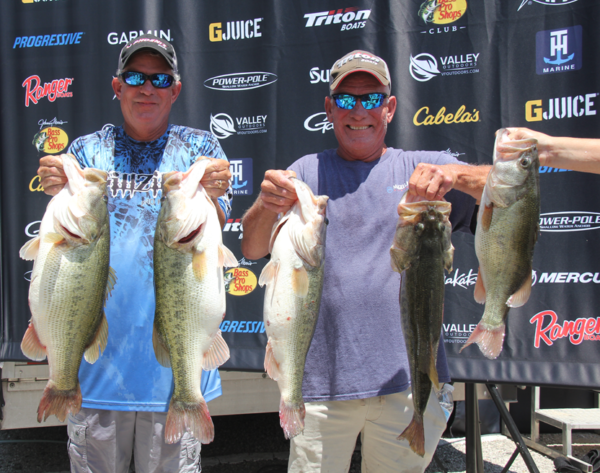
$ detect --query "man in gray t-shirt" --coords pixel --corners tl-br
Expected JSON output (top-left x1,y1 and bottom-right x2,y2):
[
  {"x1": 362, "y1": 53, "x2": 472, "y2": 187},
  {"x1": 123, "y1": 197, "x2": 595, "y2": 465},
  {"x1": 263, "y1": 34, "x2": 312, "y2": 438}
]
[{"x1": 242, "y1": 50, "x2": 490, "y2": 472}]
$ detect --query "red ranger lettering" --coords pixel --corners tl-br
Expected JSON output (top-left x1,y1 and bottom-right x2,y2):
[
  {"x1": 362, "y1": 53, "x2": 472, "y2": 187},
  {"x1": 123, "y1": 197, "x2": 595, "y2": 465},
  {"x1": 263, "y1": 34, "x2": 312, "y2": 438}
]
[
  {"x1": 22, "y1": 75, "x2": 74, "y2": 107},
  {"x1": 530, "y1": 310, "x2": 600, "y2": 348}
]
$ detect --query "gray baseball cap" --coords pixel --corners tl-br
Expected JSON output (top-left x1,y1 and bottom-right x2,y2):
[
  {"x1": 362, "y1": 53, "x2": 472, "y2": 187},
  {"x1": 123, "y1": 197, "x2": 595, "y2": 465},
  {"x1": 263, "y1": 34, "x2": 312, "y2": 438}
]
[{"x1": 329, "y1": 50, "x2": 391, "y2": 91}]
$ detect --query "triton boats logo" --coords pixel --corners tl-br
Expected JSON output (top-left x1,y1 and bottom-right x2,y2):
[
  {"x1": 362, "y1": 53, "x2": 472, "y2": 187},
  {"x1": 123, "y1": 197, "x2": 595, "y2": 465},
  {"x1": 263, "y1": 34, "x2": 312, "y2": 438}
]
[
  {"x1": 536, "y1": 26, "x2": 582, "y2": 75},
  {"x1": 304, "y1": 7, "x2": 371, "y2": 31}
]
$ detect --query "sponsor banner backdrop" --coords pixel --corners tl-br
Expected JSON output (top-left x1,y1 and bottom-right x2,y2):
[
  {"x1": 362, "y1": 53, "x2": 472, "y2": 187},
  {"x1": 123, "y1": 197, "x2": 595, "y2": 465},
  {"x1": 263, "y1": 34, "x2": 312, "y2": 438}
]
[{"x1": 1, "y1": 0, "x2": 600, "y2": 389}]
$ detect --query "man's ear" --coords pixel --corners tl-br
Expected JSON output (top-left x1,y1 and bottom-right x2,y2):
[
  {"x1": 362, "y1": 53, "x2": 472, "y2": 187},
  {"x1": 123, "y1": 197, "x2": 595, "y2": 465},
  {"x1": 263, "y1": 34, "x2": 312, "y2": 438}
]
[
  {"x1": 324, "y1": 96, "x2": 334, "y2": 123},
  {"x1": 170, "y1": 81, "x2": 182, "y2": 104},
  {"x1": 112, "y1": 77, "x2": 122, "y2": 100}
]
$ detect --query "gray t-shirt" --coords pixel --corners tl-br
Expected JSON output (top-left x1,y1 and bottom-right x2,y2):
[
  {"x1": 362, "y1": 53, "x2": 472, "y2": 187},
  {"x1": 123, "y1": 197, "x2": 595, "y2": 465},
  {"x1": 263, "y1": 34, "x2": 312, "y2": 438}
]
[{"x1": 289, "y1": 147, "x2": 475, "y2": 402}]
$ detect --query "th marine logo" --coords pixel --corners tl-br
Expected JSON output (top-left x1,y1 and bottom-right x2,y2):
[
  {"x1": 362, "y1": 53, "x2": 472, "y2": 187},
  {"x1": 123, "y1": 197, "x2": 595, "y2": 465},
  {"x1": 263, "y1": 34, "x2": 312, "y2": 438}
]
[
  {"x1": 536, "y1": 26, "x2": 582, "y2": 75},
  {"x1": 304, "y1": 7, "x2": 371, "y2": 31}
]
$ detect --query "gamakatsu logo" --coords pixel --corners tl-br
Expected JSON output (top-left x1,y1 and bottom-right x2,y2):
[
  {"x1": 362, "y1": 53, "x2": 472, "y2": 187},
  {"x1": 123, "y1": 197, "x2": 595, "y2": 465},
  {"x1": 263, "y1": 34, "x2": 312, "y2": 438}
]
[
  {"x1": 304, "y1": 8, "x2": 371, "y2": 31},
  {"x1": 526, "y1": 93, "x2": 597, "y2": 121},
  {"x1": 539, "y1": 212, "x2": 600, "y2": 232}
]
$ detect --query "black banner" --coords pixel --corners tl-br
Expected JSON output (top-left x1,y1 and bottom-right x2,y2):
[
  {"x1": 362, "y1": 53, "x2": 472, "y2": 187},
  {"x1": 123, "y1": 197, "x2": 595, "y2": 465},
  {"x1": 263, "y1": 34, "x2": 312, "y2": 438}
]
[{"x1": 1, "y1": 0, "x2": 599, "y2": 389}]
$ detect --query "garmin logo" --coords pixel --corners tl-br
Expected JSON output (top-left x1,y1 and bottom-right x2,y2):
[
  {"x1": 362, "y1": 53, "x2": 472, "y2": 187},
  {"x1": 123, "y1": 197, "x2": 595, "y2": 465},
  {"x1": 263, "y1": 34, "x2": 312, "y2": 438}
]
[{"x1": 204, "y1": 72, "x2": 277, "y2": 91}]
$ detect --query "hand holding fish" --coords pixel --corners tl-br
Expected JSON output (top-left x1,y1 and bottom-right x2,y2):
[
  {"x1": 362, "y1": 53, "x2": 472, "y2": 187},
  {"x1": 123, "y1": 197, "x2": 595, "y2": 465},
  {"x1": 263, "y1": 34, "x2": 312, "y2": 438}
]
[
  {"x1": 199, "y1": 157, "x2": 231, "y2": 199},
  {"x1": 259, "y1": 169, "x2": 298, "y2": 214},
  {"x1": 38, "y1": 154, "x2": 68, "y2": 196},
  {"x1": 406, "y1": 163, "x2": 456, "y2": 204}
]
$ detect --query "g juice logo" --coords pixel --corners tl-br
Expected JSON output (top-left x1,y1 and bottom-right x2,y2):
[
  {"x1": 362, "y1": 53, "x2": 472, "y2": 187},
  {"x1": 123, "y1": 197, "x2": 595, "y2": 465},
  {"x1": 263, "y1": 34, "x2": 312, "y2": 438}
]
[{"x1": 209, "y1": 18, "x2": 263, "y2": 42}]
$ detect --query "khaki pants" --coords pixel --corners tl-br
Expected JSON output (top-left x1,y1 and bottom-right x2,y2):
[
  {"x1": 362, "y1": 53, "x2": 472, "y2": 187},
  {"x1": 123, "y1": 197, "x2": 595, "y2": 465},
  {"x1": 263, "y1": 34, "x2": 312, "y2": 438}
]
[
  {"x1": 67, "y1": 408, "x2": 201, "y2": 473},
  {"x1": 289, "y1": 389, "x2": 446, "y2": 473}
]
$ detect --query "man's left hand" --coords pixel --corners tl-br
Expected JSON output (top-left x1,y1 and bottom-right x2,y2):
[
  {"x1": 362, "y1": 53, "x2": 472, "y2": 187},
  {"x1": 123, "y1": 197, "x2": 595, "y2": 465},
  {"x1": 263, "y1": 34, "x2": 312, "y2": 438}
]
[
  {"x1": 200, "y1": 157, "x2": 231, "y2": 198},
  {"x1": 406, "y1": 163, "x2": 456, "y2": 203}
]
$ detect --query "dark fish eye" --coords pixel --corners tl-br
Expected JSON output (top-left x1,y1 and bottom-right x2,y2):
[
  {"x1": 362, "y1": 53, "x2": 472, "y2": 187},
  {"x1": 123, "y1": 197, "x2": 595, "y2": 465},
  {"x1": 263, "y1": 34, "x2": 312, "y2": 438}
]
[
  {"x1": 520, "y1": 157, "x2": 531, "y2": 168},
  {"x1": 324, "y1": 217, "x2": 329, "y2": 225},
  {"x1": 160, "y1": 196, "x2": 166, "y2": 202},
  {"x1": 102, "y1": 195, "x2": 108, "y2": 202}
]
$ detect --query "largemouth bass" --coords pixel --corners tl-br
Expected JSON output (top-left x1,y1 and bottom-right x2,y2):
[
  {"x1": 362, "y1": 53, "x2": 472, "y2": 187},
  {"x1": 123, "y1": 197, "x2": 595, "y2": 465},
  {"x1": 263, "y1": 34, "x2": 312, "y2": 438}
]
[
  {"x1": 153, "y1": 159, "x2": 237, "y2": 445},
  {"x1": 20, "y1": 154, "x2": 112, "y2": 423},
  {"x1": 259, "y1": 178, "x2": 328, "y2": 440},
  {"x1": 390, "y1": 197, "x2": 453, "y2": 457},
  {"x1": 461, "y1": 129, "x2": 540, "y2": 359}
]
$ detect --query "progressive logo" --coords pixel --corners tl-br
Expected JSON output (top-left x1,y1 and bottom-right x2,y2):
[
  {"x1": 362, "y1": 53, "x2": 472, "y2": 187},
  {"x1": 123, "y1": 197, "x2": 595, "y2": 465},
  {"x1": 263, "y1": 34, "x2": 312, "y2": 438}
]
[
  {"x1": 304, "y1": 7, "x2": 371, "y2": 30},
  {"x1": 526, "y1": 93, "x2": 598, "y2": 121},
  {"x1": 13, "y1": 33, "x2": 83, "y2": 49},
  {"x1": 204, "y1": 72, "x2": 277, "y2": 91},
  {"x1": 209, "y1": 18, "x2": 263, "y2": 41},
  {"x1": 536, "y1": 26, "x2": 582, "y2": 75},
  {"x1": 22, "y1": 76, "x2": 73, "y2": 107}
]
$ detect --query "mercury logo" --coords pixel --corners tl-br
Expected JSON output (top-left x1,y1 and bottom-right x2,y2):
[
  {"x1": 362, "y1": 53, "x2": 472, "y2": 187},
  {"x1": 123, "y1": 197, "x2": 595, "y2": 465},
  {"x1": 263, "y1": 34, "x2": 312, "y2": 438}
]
[{"x1": 304, "y1": 8, "x2": 371, "y2": 30}]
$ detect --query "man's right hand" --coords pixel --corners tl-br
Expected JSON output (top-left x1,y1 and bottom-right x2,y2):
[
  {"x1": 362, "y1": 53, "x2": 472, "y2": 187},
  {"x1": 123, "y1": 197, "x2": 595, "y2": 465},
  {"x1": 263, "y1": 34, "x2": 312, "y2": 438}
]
[
  {"x1": 38, "y1": 154, "x2": 68, "y2": 196},
  {"x1": 259, "y1": 169, "x2": 298, "y2": 214}
]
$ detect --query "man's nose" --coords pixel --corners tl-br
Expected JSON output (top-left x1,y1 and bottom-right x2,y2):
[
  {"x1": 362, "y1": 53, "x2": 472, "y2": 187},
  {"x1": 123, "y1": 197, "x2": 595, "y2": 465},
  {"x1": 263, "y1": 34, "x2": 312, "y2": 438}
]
[{"x1": 140, "y1": 79, "x2": 154, "y2": 94}]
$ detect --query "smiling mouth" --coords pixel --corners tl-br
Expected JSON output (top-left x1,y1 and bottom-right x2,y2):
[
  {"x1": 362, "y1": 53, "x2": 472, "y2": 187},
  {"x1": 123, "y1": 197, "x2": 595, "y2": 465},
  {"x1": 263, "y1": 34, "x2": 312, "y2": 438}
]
[{"x1": 348, "y1": 125, "x2": 370, "y2": 130}]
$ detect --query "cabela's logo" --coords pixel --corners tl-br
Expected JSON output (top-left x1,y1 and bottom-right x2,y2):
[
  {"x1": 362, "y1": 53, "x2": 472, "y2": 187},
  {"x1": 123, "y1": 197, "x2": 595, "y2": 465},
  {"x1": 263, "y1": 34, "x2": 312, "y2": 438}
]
[
  {"x1": 419, "y1": 0, "x2": 467, "y2": 24},
  {"x1": 22, "y1": 75, "x2": 73, "y2": 107},
  {"x1": 413, "y1": 105, "x2": 479, "y2": 125},
  {"x1": 225, "y1": 268, "x2": 257, "y2": 296},
  {"x1": 32, "y1": 127, "x2": 68, "y2": 154}
]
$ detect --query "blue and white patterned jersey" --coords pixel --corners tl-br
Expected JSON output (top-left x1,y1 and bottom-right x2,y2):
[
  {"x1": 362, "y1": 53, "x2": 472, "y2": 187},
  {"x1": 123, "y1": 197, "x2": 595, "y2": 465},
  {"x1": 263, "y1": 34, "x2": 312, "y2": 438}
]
[{"x1": 68, "y1": 124, "x2": 231, "y2": 411}]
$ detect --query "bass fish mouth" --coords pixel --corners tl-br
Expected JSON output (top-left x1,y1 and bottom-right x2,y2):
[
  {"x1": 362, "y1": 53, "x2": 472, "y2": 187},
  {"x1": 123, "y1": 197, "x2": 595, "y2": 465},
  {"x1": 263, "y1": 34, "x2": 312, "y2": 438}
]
[{"x1": 177, "y1": 224, "x2": 203, "y2": 244}]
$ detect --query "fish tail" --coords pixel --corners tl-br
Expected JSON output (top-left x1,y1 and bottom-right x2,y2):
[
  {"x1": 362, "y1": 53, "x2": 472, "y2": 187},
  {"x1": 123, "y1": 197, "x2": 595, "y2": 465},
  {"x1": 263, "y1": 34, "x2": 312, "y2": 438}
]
[
  {"x1": 279, "y1": 398, "x2": 305, "y2": 440},
  {"x1": 397, "y1": 414, "x2": 425, "y2": 457},
  {"x1": 460, "y1": 322, "x2": 505, "y2": 359},
  {"x1": 165, "y1": 398, "x2": 214, "y2": 445},
  {"x1": 37, "y1": 381, "x2": 82, "y2": 423}
]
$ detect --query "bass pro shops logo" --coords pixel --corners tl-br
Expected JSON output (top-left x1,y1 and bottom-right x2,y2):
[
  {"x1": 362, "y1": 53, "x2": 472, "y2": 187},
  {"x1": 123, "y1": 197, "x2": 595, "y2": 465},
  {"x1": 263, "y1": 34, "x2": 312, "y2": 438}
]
[
  {"x1": 225, "y1": 268, "x2": 257, "y2": 296},
  {"x1": 304, "y1": 7, "x2": 371, "y2": 31},
  {"x1": 22, "y1": 76, "x2": 73, "y2": 107},
  {"x1": 32, "y1": 127, "x2": 68, "y2": 154},
  {"x1": 419, "y1": 0, "x2": 467, "y2": 35}
]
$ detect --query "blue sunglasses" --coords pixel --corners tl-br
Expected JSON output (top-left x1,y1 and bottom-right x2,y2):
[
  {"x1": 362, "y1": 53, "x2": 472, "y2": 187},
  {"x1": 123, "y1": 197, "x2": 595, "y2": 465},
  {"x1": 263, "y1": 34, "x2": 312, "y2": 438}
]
[
  {"x1": 332, "y1": 93, "x2": 388, "y2": 110},
  {"x1": 120, "y1": 71, "x2": 175, "y2": 88}
]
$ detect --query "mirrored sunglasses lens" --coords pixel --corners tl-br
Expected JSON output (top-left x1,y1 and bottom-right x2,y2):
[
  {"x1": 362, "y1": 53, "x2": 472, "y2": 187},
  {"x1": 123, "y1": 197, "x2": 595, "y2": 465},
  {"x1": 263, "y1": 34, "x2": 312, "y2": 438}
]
[
  {"x1": 151, "y1": 74, "x2": 173, "y2": 88},
  {"x1": 335, "y1": 94, "x2": 357, "y2": 110},
  {"x1": 362, "y1": 94, "x2": 385, "y2": 110},
  {"x1": 123, "y1": 72, "x2": 146, "y2": 86}
]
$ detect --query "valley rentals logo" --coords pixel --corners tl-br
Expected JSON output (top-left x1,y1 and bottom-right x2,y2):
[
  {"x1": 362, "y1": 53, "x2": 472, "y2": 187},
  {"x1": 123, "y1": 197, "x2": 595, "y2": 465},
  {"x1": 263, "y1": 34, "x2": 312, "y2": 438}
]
[
  {"x1": 210, "y1": 113, "x2": 267, "y2": 139},
  {"x1": 410, "y1": 51, "x2": 480, "y2": 81}
]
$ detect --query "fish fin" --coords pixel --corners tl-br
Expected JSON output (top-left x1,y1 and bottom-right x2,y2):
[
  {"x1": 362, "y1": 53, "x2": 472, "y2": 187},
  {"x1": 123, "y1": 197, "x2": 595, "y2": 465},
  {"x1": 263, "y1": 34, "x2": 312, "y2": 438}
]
[
  {"x1": 152, "y1": 325, "x2": 171, "y2": 368},
  {"x1": 460, "y1": 322, "x2": 505, "y2": 360},
  {"x1": 20, "y1": 323, "x2": 47, "y2": 361},
  {"x1": 390, "y1": 247, "x2": 411, "y2": 273},
  {"x1": 19, "y1": 237, "x2": 41, "y2": 261},
  {"x1": 292, "y1": 265, "x2": 309, "y2": 297},
  {"x1": 193, "y1": 250, "x2": 208, "y2": 281},
  {"x1": 258, "y1": 260, "x2": 278, "y2": 287},
  {"x1": 264, "y1": 340, "x2": 281, "y2": 381},
  {"x1": 397, "y1": 414, "x2": 425, "y2": 457},
  {"x1": 165, "y1": 397, "x2": 214, "y2": 445},
  {"x1": 202, "y1": 330, "x2": 230, "y2": 370},
  {"x1": 105, "y1": 267, "x2": 117, "y2": 305},
  {"x1": 43, "y1": 232, "x2": 65, "y2": 244},
  {"x1": 473, "y1": 268, "x2": 486, "y2": 304},
  {"x1": 429, "y1": 350, "x2": 440, "y2": 390},
  {"x1": 218, "y1": 244, "x2": 238, "y2": 269},
  {"x1": 480, "y1": 203, "x2": 493, "y2": 232},
  {"x1": 506, "y1": 271, "x2": 532, "y2": 308},
  {"x1": 83, "y1": 313, "x2": 109, "y2": 364},
  {"x1": 37, "y1": 381, "x2": 82, "y2": 423},
  {"x1": 279, "y1": 398, "x2": 306, "y2": 440}
]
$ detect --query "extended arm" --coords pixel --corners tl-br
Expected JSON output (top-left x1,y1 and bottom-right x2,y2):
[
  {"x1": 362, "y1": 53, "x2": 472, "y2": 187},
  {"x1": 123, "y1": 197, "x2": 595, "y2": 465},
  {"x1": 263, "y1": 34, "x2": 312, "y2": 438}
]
[
  {"x1": 506, "y1": 127, "x2": 600, "y2": 174},
  {"x1": 241, "y1": 169, "x2": 297, "y2": 260}
]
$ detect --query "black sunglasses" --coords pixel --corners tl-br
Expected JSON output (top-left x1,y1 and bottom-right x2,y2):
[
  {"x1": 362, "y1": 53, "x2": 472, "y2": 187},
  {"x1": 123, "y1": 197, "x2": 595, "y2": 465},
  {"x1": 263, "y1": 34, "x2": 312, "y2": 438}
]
[
  {"x1": 332, "y1": 93, "x2": 388, "y2": 110},
  {"x1": 120, "y1": 71, "x2": 175, "y2": 88}
]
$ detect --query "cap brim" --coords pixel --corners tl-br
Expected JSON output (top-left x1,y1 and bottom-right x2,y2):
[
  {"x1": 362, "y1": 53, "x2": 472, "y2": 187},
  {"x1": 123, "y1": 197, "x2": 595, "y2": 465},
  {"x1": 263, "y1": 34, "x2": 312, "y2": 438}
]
[{"x1": 330, "y1": 69, "x2": 390, "y2": 91}]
